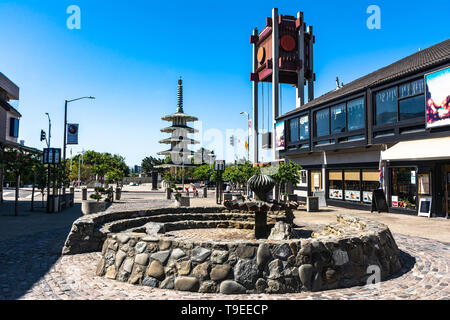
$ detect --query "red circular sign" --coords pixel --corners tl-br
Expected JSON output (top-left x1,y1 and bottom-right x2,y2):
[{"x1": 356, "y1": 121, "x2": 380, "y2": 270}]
[
  {"x1": 68, "y1": 125, "x2": 78, "y2": 134},
  {"x1": 280, "y1": 35, "x2": 296, "y2": 52}
]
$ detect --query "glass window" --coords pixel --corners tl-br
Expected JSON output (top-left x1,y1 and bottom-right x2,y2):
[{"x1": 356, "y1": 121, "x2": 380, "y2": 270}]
[
  {"x1": 328, "y1": 170, "x2": 343, "y2": 200},
  {"x1": 347, "y1": 97, "x2": 365, "y2": 131},
  {"x1": 418, "y1": 173, "x2": 431, "y2": 195},
  {"x1": 289, "y1": 118, "x2": 299, "y2": 142},
  {"x1": 399, "y1": 79, "x2": 424, "y2": 98},
  {"x1": 399, "y1": 95, "x2": 425, "y2": 121},
  {"x1": 391, "y1": 168, "x2": 417, "y2": 210},
  {"x1": 315, "y1": 108, "x2": 329, "y2": 137},
  {"x1": 376, "y1": 87, "x2": 397, "y2": 125},
  {"x1": 344, "y1": 170, "x2": 361, "y2": 202},
  {"x1": 331, "y1": 104, "x2": 346, "y2": 134},
  {"x1": 299, "y1": 115, "x2": 309, "y2": 140},
  {"x1": 9, "y1": 118, "x2": 19, "y2": 138},
  {"x1": 362, "y1": 170, "x2": 379, "y2": 204}
]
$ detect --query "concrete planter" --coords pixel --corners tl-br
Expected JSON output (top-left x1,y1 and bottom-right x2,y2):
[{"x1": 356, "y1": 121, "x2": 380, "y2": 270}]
[
  {"x1": 82, "y1": 201, "x2": 107, "y2": 215},
  {"x1": 307, "y1": 196, "x2": 319, "y2": 212},
  {"x1": 176, "y1": 196, "x2": 190, "y2": 207}
]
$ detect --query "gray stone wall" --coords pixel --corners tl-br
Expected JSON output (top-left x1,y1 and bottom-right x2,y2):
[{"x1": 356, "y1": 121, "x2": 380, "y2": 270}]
[{"x1": 95, "y1": 215, "x2": 403, "y2": 294}]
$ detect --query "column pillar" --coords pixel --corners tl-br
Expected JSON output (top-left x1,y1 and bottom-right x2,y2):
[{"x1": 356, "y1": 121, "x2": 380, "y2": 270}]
[
  {"x1": 296, "y1": 12, "x2": 305, "y2": 108},
  {"x1": 307, "y1": 26, "x2": 315, "y2": 102},
  {"x1": 272, "y1": 8, "x2": 280, "y2": 161},
  {"x1": 252, "y1": 27, "x2": 259, "y2": 164}
]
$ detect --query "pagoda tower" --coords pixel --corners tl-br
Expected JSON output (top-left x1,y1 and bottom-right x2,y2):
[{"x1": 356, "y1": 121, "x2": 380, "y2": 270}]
[{"x1": 157, "y1": 77, "x2": 199, "y2": 169}]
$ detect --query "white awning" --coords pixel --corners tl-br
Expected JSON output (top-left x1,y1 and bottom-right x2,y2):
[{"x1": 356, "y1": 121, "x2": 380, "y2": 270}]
[{"x1": 381, "y1": 137, "x2": 450, "y2": 161}]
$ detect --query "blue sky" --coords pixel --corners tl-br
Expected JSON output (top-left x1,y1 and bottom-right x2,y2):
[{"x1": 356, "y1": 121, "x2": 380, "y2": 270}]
[{"x1": 0, "y1": 0, "x2": 448, "y2": 166}]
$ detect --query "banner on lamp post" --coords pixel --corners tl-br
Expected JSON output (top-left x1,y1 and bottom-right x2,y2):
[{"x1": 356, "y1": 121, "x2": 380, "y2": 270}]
[{"x1": 67, "y1": 123, "x2": 79, "y2": 145}]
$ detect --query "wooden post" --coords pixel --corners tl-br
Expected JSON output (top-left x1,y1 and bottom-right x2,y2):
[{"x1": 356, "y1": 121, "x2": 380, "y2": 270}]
[
  {"x1": 272, "y1": 8, "x2": 280, "y2": 161},
  {"x1": 296, "y1": 12, "x2": 305, "y2": 108},
  {"x1": 252, "y1": 27, "x2": 259, "y2": 164}
]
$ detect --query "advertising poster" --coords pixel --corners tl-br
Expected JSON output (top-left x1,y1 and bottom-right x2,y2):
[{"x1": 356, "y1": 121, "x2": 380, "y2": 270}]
[
  {"x1": 275, "y1": 122, "x2": 285, "y2": 151},
  {"x1": 425, "y1": 66, "x2": 450, "y2": 128},
  {"x1": 329, "y1": 189, "x2": 343, "y2": 199},
  {"x1": 345, "y1": 190, "x2": 360, "y2": 202},
  {"x1": 363, "y1": 191, "x2": 373, "y2": 203},
  {"x1": 67, "y1": 123, "x2": 79, "y2": 145},
  {"x1": 392, "y1": 195, "x2": 399, "y2": 208}
]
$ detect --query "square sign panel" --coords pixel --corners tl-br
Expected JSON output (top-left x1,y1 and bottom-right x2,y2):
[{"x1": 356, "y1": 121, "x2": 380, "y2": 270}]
[{"x1": 425, "y1": 66, "x2": 450, "y2": 128}]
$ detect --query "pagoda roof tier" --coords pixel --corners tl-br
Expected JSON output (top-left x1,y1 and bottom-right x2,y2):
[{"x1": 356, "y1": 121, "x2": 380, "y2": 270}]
[
  {"x1": 160, "y1": 125, "x2": 198, "y2": 133},
  {"x1": 157, "y1": 150, "x2": 195, "y2": 156},
  {"x1": 161, "y1": 112, "x2": 198, "y2": 122},
  {"x1": 154, "y1": 163, "x2": 198, "y2": 169},
  {"x1": 159, "y1": 137, "x2": 200, "y2": 145}
]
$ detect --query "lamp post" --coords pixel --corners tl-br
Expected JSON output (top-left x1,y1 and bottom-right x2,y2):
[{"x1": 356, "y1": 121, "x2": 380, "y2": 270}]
[
  {"x1": 45, "y1": 113, "x2": 51, "y2": 148},
  {"x1": 63, "y1": 97, "x2": 95, "y2": 194},
  {"x1": 77, "y1": 150, "x2": 84, "y2": 187},
  {"x1": 240, "y1": 111, "x2": 250, "y2": 161},
  {"x1": 45, "y1": 113, "x2": 51, "y2": 213}
]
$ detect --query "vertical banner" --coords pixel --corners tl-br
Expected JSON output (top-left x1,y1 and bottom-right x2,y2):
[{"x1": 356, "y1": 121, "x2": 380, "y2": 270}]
[
  {"x1": 275, "y1": 122, "x2": 285, "y2": 151},
  {"x1": 67, "y1": 123, "x2": 79, "y2": 145}
]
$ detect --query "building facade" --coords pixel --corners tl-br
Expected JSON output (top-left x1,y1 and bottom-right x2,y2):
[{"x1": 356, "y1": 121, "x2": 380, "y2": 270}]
[{"x1": 276, "y1": 39, "x2": 450, "y2": 218}]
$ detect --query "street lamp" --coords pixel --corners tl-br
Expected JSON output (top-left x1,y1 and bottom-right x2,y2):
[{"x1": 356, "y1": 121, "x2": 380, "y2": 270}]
[
  {"x1": 78, "y1": 150, "x2": 84, "y2": 187},
  {"x1": 240, "y1": 111, "x2": 250, "y2": 161},
  {"x1": 45, "y1": 113, "x2": 51, "y2": 148},
  {"x1": 63, "y1": 96, "x2": 95, "y2": 193}
]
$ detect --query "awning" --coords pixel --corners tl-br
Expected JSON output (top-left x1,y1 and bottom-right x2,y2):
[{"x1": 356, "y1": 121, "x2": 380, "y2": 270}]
[{"x1": 381, "y1": 137, "x2": 450, "y2": 161}]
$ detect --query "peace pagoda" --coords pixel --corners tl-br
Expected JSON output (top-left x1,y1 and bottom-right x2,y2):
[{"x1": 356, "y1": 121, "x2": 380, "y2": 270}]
[{"x1": 156, "y1": 77, "x2": 199, "y2": 169}]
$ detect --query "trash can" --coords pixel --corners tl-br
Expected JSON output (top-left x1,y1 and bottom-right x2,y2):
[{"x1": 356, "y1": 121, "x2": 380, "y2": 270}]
[
  {"x1": 115, "y1": 187, "x2": 121, "y2": 200},
  {"x1": 81, "y1": 187, "x2": 88, "y2": 201},
  {"x1": 203, "y1": 187, "x2": 207, "y2": 198},
  {"x1": 307, "y1": 196, "x2": 319, "y2": 212}
]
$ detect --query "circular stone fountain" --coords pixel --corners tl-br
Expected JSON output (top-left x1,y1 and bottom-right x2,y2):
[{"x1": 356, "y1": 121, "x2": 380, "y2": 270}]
[{"x1": 63, "y1": 175, "x2": 403, "y2": 294}]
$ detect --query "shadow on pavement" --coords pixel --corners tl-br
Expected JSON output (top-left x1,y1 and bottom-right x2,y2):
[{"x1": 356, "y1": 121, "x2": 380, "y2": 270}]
[{"x1": 0, "y1": 200, "x2": 82, "y2": 300}]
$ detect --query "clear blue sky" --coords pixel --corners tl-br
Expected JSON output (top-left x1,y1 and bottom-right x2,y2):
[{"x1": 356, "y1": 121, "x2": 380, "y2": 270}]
[{"x1": 0, "y1": 0, "x2": 448, "y2": 166}]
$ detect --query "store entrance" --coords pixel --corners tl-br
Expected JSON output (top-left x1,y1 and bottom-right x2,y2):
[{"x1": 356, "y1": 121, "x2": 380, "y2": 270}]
[{"x1": 444, "y1": 165, "x2": 450, "y2": 218}]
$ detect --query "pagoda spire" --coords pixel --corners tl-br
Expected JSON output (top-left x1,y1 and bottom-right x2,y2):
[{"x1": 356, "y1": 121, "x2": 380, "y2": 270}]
[{"x1": 177, "y1": 76, "x2": 183, "y2": 113}]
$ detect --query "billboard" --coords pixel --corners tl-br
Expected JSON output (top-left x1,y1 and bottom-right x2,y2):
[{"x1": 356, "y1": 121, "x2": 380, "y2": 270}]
[
  {"x1": 67, "y1": 123, "x2": 79, "y2": 145},
  {"x1": 275, "y1": 122, "x2": 285, "y2": 151},
  {"x1": 425, "y1": 66, "x2": 450, "y2": 128}
]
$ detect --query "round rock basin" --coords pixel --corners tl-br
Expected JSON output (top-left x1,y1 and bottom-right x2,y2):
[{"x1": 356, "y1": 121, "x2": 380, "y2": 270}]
[{"x1": 95, "y1": 213, "x2": 403, "y2": 294}]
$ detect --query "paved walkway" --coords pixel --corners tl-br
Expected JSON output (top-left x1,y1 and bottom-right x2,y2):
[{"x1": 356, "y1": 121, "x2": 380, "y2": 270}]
[{"x1": 0, "y1": 197, "x2": 449, "y2": 300}]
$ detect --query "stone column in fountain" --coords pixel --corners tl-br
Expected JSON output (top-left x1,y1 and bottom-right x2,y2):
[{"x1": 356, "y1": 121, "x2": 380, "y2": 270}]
[{"x1": 248, "y1": 174, "x2": 275, "y2": 239}]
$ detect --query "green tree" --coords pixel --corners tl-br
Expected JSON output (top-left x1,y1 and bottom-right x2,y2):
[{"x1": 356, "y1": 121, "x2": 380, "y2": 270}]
[
  {"x1": 141, "y1": 156, "x2": 164, "y2": 176},
  {"x1": 193, "y1": 164, "x2": 213, "y2": 183},
  {"x1": 271, "y1": 160, "x2": 302, "y2": 200}
]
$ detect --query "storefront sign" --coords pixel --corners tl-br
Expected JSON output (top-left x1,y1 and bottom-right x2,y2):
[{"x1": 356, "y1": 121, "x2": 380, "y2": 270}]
[
  {"x1": 345, "y1": 190, "x2": 360, "y2": 202},
  {"x1": 418, "y1": 197, "x2": 432, "y2": 218},
  {"x1": 275, "y1": 122, "x2": 285, "y2": 151},
  {"x1": 329, "y1": 189, "x2": 343, "y2": 199},
  {"x1": 411, "y1": 171, "x2": 416, "y2": 184},
  {"x1": 425, "y1": 66, "x2": 450, "y2": 128},
  {"x1": 313, "y1": 173, "x2": 320, "y2": 189},
  {"x1": 391, "y1": 195, "x2": 399, "y2": 208}
]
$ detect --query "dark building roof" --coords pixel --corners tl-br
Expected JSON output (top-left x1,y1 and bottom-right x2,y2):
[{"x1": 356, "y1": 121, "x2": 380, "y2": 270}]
[{"x1": 279, "y1": 38, "x2": 450, "y2": 119}]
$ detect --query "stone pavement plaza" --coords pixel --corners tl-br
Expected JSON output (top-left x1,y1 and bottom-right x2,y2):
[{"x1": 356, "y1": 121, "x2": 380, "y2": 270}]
[{"x1": 0, "y1": 194, "x2": 449, "y2": 300}]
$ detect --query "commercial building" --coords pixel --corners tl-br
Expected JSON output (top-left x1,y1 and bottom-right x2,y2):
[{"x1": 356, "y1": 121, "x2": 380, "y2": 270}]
[{"x1": 276, "y1": 39, "x2": 450, "y2": 218}]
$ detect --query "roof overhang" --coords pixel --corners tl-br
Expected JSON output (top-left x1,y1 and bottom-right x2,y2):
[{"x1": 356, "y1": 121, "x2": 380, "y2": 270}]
[
  {"x1": 381, "y1": 137, "x2": 450, "y2": 161},
  {"x1": 0, "y1": 73, "x2": 19, "y2": 100}
]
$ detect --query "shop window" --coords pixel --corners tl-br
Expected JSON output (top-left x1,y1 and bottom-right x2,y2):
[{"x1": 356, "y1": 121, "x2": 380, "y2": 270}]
[
  {"x1": 399, "y1": 79, "x2": 424, "y2": 98},
  {"x1": 362, "y1": 170, "x2": 379, "y2": 204},
  {"x1": 289, "y1": 118, "x2": 299, "y2": 142},
  {"x1": 310, "y1": 171, "x2": 322, "y2": 192},
  {"x1": 347, "y1": 97, "x2": 365, "y2": 131},
  {"x1": 376, "y1": 87, "x2": 397, "y2": 125},
  {"x1": 331, "y1": 104, "x2": 346, "y2": 134},
  {"x1": 344, "y1": 170, "x2": 361, "y2": 202},
  {"x1": 300, "y1": 170, "x2": 307, "y2": 185},
  {"x1": 9, "y1": 118, "x2": 19, "y2": 138},
  {"x1": 299, "y1": 115, "x2": 309, "y2": 140},
  {"x1": 391, "y1": 168, "x2": 417, "y2": 210},
  {"x1": 328, "y1": 170, "x2": 343, "y2": 200},
  {"x1": 315, "y1": 109, "x2": 329, "y2": 137},
  {"x1": 418, "y1": 173, "x2": 431, "y2": 195},
  {"x1": 399, "y1": 95, "x2": 425, "y2": 121}
]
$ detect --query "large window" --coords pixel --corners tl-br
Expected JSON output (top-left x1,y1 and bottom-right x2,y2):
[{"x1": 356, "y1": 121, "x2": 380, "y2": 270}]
[
  {"x1": 315, "y1": 109, "x2": 329, "y2": 137},
  {"x1": 9, "y1": 118, "x2": 19, "y2": 138},
  {"x1": 299, "y1": 115, "x2": 309, "y2": 140},
  {"x1": 376, "y1": 87, "x2": 397, "y2": 125},
  {"x1": 328, "y1": 171, "x2": 343, "y2": 200},
  {"x1": 347, "y1": 98, "x2": 365, "y2": 131},
  {"x1": 331, "y1": 104, "x2": 346, "y2": 134},
  {"x1": 344, "y1": 171, "x2": 361, "y2": 202},
  {"x1": 391, "y1": 168, "x2": 417, "y2": 210},
  {"x1": 375, "y1": 79, "x2": 425, "y2": 125},
  {"x1": 289, "y1": 118, "x2": 299, "y2": 142},
  {"x1": 362, "y1": 170, "x2": 379, "y2": 203}
]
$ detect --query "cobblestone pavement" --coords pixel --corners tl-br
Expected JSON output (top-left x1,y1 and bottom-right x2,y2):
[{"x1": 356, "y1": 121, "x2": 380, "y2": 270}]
[{"x1": 0, "y1": 229, "x2": 448, "y2": 300}]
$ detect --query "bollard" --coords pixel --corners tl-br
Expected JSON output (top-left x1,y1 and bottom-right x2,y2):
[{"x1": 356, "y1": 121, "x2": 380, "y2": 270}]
[
  {"x1": 115, "y1": 187, "x2": 121, "y2": 200},
  {"x1": 82, "y1": 187, "x2": 88, "y2": 201},
  {"x1": 203, "y1": 187, "x2": 207, "y2": 198}
]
